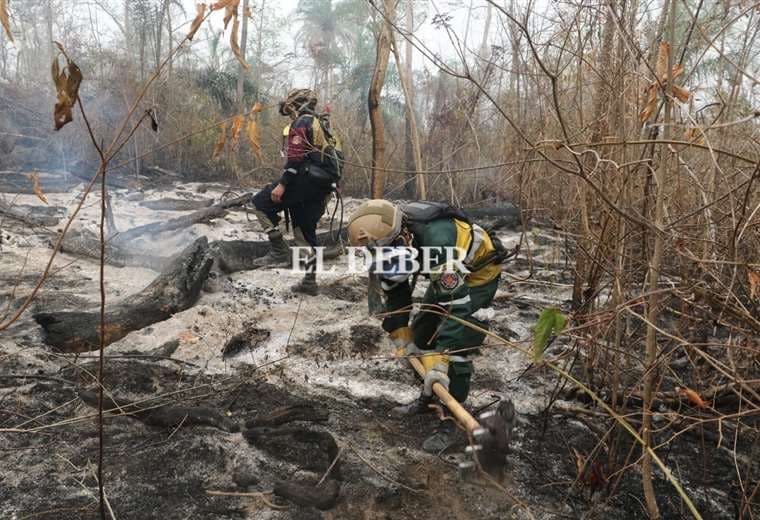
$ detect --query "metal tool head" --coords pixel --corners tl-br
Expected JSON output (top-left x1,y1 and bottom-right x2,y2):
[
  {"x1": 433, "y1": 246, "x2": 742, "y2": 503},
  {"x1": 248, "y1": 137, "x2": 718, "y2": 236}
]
[{"x1": 459, "y1": 399, "x2": 516, "y2": 477}]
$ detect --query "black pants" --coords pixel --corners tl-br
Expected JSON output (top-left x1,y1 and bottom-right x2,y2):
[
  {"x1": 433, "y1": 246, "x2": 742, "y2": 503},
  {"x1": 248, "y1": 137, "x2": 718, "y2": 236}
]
[{"x1": 252, "y1": 180, "x2": 329, "y2": 249}]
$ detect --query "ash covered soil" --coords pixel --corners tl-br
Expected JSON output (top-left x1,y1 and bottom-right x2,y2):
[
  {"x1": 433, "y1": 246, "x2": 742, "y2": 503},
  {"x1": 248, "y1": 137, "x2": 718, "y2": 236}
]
[{"x1": 0, "y1": 183, "x2": 748, "y2": 519}]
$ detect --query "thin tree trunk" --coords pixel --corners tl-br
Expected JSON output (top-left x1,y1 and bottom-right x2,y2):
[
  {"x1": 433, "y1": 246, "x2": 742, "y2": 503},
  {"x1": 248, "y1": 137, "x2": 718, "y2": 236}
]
[
  {"x1": 641, "y1": 2, "x2": 674, "y2": 518},
  {"x1": 368, "y1": 0, "x2": 394, "y2": 199},
  {"x1": 392, "y1": 34, "x2": 424, "y2": 200},
  {"x1": 237, "y1": 0, "x2": 250, "y2": 107},
  {"x1": 403, "y1": 0, "x2": 416, "y2": 198},
  {"x1": 254, "y1": 0, "x2": 265, "y2": 100}
]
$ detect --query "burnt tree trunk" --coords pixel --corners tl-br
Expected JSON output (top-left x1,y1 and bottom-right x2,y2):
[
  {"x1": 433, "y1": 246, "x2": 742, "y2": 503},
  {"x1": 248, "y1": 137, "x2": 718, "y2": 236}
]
[
  {"x1": 0, "y1": 200, "x2": 63, "y2": 227},
  {"x1": 138, "y1": 198, "x2": 214, "y2": 211},
  {"x1": 113, "y1": 193, "x2": 252, "y2": 244},
  {"x1": 34, "y1": 237, "x2": 213, "y2": 352}
]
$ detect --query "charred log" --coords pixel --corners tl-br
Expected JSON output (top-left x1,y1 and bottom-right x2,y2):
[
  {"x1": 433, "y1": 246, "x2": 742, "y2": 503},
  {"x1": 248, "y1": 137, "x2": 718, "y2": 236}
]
[
  {"x1": 34, "y1": 237, "x2": 213, "y2": 352},
  {"x1": 114, "y1": 193, "x2": 252, "y2": 244},
  {"x1": 0, "y1": 199, "x2": 63, "y2": 227},
  {"x1": 60, "y1": 228, "x2": 169, "y2": 270},
  {"x1": 243, "y1": 427, "x2": 340, "y2": 477},
  {"x1": 0, "y1": 171, "x2": 82, "y2": 194},
  {"x1": 273, "y1": 479, "x2": 340, "y2": 510},
  {"x1": 244, "y1": 403, "x2": 329, "y2": 428},
  {"x1": 78, "y1": 390, "x2": 239, "y2": 432},
  {"x1": 139, "y1": 198, "x2": 214, "y2": 211}
]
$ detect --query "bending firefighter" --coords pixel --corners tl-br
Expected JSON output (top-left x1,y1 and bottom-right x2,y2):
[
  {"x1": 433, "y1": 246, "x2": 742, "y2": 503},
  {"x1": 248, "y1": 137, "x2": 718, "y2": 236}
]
[
  {"x1": 347, "y1": 200, "x2": 506, "y2": 453},
  {"x1": 251, "y1": 88, "x2": 343, "y2": 295}
]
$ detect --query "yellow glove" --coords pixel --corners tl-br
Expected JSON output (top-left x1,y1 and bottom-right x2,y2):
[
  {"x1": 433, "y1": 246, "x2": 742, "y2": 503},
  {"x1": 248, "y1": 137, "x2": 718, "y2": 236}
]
[
  {"x1": 421, "y1": 353, "x2": 450, "y2": 396},
  {"x1": 390, "y1": 327, "x2": 418, "y2": 357}
]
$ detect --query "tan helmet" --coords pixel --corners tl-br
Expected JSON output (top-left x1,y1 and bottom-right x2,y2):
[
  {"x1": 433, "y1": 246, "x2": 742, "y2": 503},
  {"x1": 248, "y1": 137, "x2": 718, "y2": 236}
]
[
  {"x1": 279, "y1": 88, "x2": 318, "y2": 116},
  {"x1": 348, "y1": 199, "x2": 404, "y2": 247}
]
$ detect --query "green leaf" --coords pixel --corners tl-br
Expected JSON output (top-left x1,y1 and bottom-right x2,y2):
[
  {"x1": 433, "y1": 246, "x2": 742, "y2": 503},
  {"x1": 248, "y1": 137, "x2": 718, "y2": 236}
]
[{"x1": 532, "y1": 308, "x2": 567, "y2": 362}]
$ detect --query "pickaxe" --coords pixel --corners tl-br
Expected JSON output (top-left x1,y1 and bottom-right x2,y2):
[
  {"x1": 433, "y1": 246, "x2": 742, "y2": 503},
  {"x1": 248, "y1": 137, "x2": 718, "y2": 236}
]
[{"x1": 406, "y1": 354, "x2": 515, "y2": 476}]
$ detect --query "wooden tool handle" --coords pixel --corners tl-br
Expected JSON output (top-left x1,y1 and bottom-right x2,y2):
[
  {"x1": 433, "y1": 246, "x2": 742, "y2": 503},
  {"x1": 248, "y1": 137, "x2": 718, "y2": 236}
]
[{"x1": 408, "y1": 356, "x2": 481, "y2": 433}]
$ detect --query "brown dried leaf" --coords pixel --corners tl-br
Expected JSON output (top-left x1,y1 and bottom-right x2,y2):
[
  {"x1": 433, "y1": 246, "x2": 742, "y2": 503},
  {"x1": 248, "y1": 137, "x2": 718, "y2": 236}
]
[
  {"x1": 639, "y1": 85, "x2": 658, "y2": 123},
  {"x1": 230, "y1": 114, "x2": 244, "y2": 149},
  {"x1": 0, "y1": 0, "x2": 13, "y2": 43},
  {"x1": 246, "y1": 118, "x2": 262, "y2": 162},
  {"x1": 212, "y1": 0, "x2": 239, "y2": 29},
  {"x1": 655, "y1": 41, "x2": 670, "y2": 80},
  {"x1": 677, "y1": 387, "x2": 708, "y2": 409},
  {"x1": 51, "y1": 45, "x2": 83, "y2": 131},
  {"x1": 212, "y1": 123, "x2": 227, "y2": 160},
  {"x1": 244, "y1": 6, "x2": 252, "y2": 18},
  {"x1": 29, "y1": 172, "x2": 48, "y2": 204},
  {"x1": 187, "y1": 3, "x2": 206, "y2": 41},
  {"x1": 749, "y1": 270, "x2": 760, "y2": 301},
  {"x1": 672, "y1": 84, "x2": 691, "y2": 103},
  {"x1": 230, "y1": 15, "x2": 250, "y2": 70},
  {"x1": 251, "y1": 101, "x2": 263, "y2": 113}
]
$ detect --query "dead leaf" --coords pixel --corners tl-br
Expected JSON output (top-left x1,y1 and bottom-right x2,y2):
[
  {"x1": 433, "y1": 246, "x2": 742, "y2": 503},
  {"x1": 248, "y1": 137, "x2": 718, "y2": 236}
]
[
  {"x1": 244, "y1": 6, "x2": 252, "y2": 18},
  {"x1": 187, "y1": 3, "x2": 206, "y2": 41},
  {"x1": 655, "y1": 42, "x2": 670, "y2": 80},
  {"x1": 29, "y1": 172, "x2": 48, "y2": 204},
  {"x1": 639, "y1": 41, "x2": 691, "y2": 123},
  {"x1": 0, "y1": 0, "x2": 12, "y2": 43},
  {"x1": 672, "y1": 84, "x2": 690, "y2": 103},
  {"x1": 211, "y1": 0, "x2": 239, "y2": 29},
  {"x1": 212, "y1": 123, "x2": 227, "y2": 160},
  {"x1": 246, "y1": 118, "x2": 262, "y2": 162},
  {"x1": 51, "y1": 44, "x2": 83, "y2": 131},
  {"x1": 749, "y1": 270, "x2": 760, "y2": 301},
  {"x1": 230, "y1": 114, "x2": 244, "y2": 149},
  {"x1": 677, "y1": 387, "x2": 709, "y2": 409},
  {"x1": 230, "y1": 15, "x2": 250, "y2": 70},
  {"x1": 251, "y1": 101, "x2": 263, "y2": 113}
]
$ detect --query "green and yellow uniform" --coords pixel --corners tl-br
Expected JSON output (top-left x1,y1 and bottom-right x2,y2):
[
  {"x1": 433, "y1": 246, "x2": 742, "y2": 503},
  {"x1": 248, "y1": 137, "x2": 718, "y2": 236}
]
[{"x1": 379, "y1": 217, "x2": 501, "y2": 403}]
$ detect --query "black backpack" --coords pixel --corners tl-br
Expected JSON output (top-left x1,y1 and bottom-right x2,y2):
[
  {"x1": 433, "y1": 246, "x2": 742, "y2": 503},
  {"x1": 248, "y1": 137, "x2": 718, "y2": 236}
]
[
  {"x1": 400, "y1": 201, "x2": 473, "y2": 249},
  {"x1": 400, "y1": 201, "x2": 513, "y2": 269}
]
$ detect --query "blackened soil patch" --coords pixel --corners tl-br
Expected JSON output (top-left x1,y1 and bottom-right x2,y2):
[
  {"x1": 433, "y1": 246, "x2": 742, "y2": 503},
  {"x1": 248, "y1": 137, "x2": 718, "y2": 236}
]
[{"x1": 349, "y1": 324, "x2": 383, "y2": 357}]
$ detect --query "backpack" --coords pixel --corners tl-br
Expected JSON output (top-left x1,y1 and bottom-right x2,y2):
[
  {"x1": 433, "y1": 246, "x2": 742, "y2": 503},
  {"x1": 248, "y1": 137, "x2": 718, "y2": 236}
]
[
  {"x1": 400, "y1": 201, "x2": 473, "y2": 252},
  {"x1": 305, "y1": 115, "x2": 343, "y2": 191},
  {"x1": 400, "y1": 201, "x2": 514, "y2": 269}
]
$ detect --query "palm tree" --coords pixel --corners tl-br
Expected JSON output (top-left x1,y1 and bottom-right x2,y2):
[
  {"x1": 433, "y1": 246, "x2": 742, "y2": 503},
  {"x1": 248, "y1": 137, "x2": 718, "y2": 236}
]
[{"x1": 295, "y1": 0, "x2": 364, "y2": 99}]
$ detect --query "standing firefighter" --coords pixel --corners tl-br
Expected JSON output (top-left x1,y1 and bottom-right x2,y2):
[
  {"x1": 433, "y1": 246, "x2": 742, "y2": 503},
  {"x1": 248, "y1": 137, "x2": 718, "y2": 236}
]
[
  {"x1": 251, "y1": 88, "x2": 343, "y2": 295},
  {"x1": 347, "y1": 200, "x2": 507, "y2": 452}
]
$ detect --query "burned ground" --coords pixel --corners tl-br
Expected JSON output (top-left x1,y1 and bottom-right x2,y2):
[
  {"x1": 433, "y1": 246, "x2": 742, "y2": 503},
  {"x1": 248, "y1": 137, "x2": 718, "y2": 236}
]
[{"x1": 0, "y1": 183, "x2": 756, "y2": 519}]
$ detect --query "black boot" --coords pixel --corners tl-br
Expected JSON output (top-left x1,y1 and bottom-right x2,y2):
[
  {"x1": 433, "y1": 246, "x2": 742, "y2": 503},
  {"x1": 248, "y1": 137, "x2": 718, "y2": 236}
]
[
  {"x1": 390, "y1": 394, "x2": 434, "y2": 418},
  {"x1": 422, "y1": 418, "x2": 456, "y2": 453},
  {"x1": 252, "y1": 230, "x2": 290, "y2": 268},
  {"x1": 291, "y1": 271, "x2": 319, "y2": 296}
]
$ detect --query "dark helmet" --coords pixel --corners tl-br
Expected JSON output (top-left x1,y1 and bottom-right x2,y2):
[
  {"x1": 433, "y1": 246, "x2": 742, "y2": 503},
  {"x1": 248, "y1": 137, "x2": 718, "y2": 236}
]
[{"x1": 278, "y1": 88, "x2": 317, "y2": 117}]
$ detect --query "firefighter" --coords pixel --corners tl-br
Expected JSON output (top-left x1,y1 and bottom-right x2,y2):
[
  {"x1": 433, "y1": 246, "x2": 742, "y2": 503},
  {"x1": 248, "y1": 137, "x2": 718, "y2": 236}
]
[
  {"x1": 347, "y1": 200, "x2": 504, "y2": 453},
  {"x1": 251, "y1": 88, "x2": 343, "y2": 295}
]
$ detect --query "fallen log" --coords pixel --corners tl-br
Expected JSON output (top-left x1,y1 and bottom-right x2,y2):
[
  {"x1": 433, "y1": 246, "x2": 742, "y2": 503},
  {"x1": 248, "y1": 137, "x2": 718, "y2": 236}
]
[
  {"x1": 209, "y1": 229, "x2": 346, "y2": 273},
  {"x1": 114, "y1": 193, "x2": 252, "y2": 244},
  {"x1": 274, "y1": 479, "x2": 340, "y2": 510},
  {"x1": 78, "y1": 390, "x2": 239, "y2": 432},
  {"x1": 0, "y1": 199, "x2": 63, "y2": 227},
  {"x1": 245, "y1": 403, "x2": 329, "y2": 428},
  {"x1": 139, "y1": 198, "x2": 214, "y2": 211},
  {"x1": 243, "y1": 427, "x2": 340, "y2": 477},
  {"x1": 0, "y1": 171, "x2": 82, "y2": 194},
  {"x1": 60, "y1": 228, "x2": 169, "y2": 270},
  {"x1": 34, "y1": 237, "x2": 213, "y2": 352}
]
